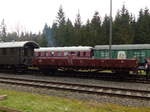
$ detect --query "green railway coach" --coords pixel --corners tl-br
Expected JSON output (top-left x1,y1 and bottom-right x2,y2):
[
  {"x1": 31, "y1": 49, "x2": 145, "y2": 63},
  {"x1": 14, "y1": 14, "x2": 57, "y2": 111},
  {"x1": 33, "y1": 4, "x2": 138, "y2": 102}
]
[{"x1": 94, "y1": 44, "x2": 150, "y2": 65}]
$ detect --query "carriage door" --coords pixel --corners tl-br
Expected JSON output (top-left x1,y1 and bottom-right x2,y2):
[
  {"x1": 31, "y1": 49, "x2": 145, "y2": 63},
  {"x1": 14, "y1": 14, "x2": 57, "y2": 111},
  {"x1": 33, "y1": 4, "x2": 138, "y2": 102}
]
[
  {"x1": 23, "y1": 48, "x2": 34, "y2": 65},
  {"x1": 68, "y1": 52, "x2": 76, "y2": 65}
]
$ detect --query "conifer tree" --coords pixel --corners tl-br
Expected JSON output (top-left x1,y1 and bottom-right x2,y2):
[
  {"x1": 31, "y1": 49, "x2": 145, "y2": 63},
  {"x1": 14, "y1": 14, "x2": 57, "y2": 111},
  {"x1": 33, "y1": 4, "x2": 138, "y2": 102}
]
[
  {"x1": 113, "y1": 5, "x2": 134, "y2": 44},
  {"x1": 74, "y1": 11, "x2": 82, "y2": 45},
  {"x1": 0, "y1": 19, "x2": 7, "y2": 41},
  {"x1": 101, "y1": 15, "x2": 110, "y2": 45},
  {"x1": 64, "y1": 18, "x2": 74, "y2": 46},
  {"x1": 55, "y1": 5, "x2": 66, "y2": 46},
  {"x1": 134, "y1": 8, "x2": 150, "y2": 44},
  {"x1": 90, "y1": 11, "x2": 102, "y2": 45}
]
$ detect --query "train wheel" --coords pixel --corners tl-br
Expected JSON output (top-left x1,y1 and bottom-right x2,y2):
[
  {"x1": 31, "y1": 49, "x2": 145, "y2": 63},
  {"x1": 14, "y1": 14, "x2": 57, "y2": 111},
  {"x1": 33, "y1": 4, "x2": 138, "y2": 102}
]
[
  {"x1": 40, "y1": 68, "x2": 56, "y2": 75},
  {"x1": 145, "y1": 64, "x2": 150, "y2": 79},
  {"x1": 114, "y1": 70, "x2": 130, "y2": 75},
  {"x1": 146, "y1": 70, "x2": 150, "y2": 79}
]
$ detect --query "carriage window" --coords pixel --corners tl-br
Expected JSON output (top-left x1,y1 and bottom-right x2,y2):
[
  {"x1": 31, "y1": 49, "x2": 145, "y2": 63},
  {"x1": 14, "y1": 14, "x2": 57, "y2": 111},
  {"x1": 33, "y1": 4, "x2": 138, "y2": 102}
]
[
  {"x1": 49, "y1": 52, "x2": 52, "y2": 56},
  {"x1": 83, "y1": 52, "x2": 86, "y2": 56},
  {"x1": 46, "y1": 52, "x2": 49, "y2": 57},
  {"x1": 6, "y1": 49, "x2": 10, "y2": 55},
  {"x1": 77, "y1": 52, "x2": 80, "y2": 56},
  {"x1": 51, "y1": 52, "x2": 54, "y2": 56},
  {"x1": 101, "y1": 51, "x2": 109, "y2": 58},
  {"x1": 2, "y1": 49, "x2": 7, "y2": 55},
  {"x1": 35, "y1": 52, "x2": 39, "y2": 57},
  {"x1": 57, "y1": 52, "x2": 62, "y2": 56},
  {"x1": 38, "y1": 52, "x2": 41, "y2": 57},
  {"x1": 11, "y1": 48, "x2": 15, "y2": 55},
  {"x1": 134, "y1": 51, "x2": 145, "y2": 57},
  {"x1": 41, "y1": 52, "x2": 46, "y2": 57},
  {"x1": 70, "y1": 52, "x2": 75, "y2": 55},
  {"x1": 64, "y1": 52, "x2": 68, "y2": 56},
  {"x1": 24, "y1": 48, "x2": 28, "y2": 56}
]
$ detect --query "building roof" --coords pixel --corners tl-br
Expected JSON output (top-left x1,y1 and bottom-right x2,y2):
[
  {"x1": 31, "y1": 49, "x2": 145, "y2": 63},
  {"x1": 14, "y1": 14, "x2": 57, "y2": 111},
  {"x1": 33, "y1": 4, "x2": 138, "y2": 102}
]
[
  {"x1": 94, "y1": 44, "x2": 150, "y2": 50},
  {"x1": 0, "y1": 41, "x2": 39, "y2": 48},
  {"x1": 35, "y1": 46, "x2": 92, "y2": 52}
]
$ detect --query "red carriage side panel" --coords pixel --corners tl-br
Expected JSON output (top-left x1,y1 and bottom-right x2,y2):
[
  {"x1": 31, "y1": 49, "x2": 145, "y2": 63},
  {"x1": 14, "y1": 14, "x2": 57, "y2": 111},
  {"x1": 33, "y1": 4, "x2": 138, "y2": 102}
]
[
  {"x1": 33, "y1": 57, "x2": 138, "y2": 71},
  {"x1": 33, "y1": 57, "x2": 69, "y2": 67},
  {"x1": 71, "y1": 58, "x2": 138, "y2": 70}
]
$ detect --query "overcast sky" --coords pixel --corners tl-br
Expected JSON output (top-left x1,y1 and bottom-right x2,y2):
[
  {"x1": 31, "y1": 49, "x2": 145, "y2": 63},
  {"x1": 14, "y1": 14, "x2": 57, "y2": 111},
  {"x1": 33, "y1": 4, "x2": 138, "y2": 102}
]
[{"x1": 0, "y1": 0, "x2": 150, "y2": 33}]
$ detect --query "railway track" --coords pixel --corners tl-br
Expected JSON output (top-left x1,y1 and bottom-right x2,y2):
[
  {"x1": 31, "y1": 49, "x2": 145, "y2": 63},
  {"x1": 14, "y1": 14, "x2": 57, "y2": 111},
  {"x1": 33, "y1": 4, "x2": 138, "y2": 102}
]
[{"x1": 0, "y1": 76, "x2": 150, "y2": 100}]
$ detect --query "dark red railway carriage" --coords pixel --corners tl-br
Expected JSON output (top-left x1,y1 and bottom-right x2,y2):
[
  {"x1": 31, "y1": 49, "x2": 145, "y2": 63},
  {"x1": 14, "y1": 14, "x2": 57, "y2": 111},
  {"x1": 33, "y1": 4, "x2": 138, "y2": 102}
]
[{"x1": 33, "y1": 47, "x2": 138, "y2": 73}]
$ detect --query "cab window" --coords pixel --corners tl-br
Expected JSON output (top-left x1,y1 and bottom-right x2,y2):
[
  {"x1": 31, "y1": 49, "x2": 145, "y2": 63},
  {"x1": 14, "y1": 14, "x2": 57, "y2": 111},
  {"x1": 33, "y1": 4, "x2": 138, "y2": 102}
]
[
  {"x1": 57, "y1": 52, "x2": 62, "y2": 56},
  {"x1": 46, "y1": 52, "x2": 49, "y2": 57},
  {"x1": 64, "y1": 52, "x2": 68, "y2": 56},
  {"x1": 51, "y1": 52, "x2": 54, "y2": 56},
  {"x1": 41, "y1": 52, "x2": 46, "y2": 57},
  {"x1": 77, "y1": 52, "x2": 80, "y2": 57},
  {"x1": 83, "y1": 52, "x2": 86, "y2": 56}
]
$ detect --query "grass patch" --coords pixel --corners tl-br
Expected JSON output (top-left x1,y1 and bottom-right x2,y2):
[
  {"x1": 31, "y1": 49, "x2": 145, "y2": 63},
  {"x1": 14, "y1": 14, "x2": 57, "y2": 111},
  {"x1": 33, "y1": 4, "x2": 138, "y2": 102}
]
[{"x1": 0, "y1": 89, "x2": 149, "y2": 112}]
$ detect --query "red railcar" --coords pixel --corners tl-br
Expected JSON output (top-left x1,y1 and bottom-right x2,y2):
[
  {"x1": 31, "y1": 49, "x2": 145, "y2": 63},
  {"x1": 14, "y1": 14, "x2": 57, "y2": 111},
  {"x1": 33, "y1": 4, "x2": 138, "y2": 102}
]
[{"x1": 33, "y1": 47, "x2": 138, "y2": 73}]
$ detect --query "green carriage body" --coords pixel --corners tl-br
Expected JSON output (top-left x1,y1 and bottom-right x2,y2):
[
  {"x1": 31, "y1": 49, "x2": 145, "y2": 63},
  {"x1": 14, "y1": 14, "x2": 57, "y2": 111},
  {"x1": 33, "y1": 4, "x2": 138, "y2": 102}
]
[{"x1": 94, "y1": 44, "x2": 150, "y2": 64}]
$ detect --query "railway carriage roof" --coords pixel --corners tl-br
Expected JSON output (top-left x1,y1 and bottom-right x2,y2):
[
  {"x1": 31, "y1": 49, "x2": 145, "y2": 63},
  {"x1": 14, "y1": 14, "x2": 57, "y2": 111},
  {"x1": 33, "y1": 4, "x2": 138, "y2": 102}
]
[
  {"x1": 35, "y1": 46, "x2": 92, "y2": 52},
  {"x1": 94, "y1": 44, "x2": 150, "y2": 50},
  {"x1": 0, "y1": 41, "x2": 39, "y2": 48}
]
